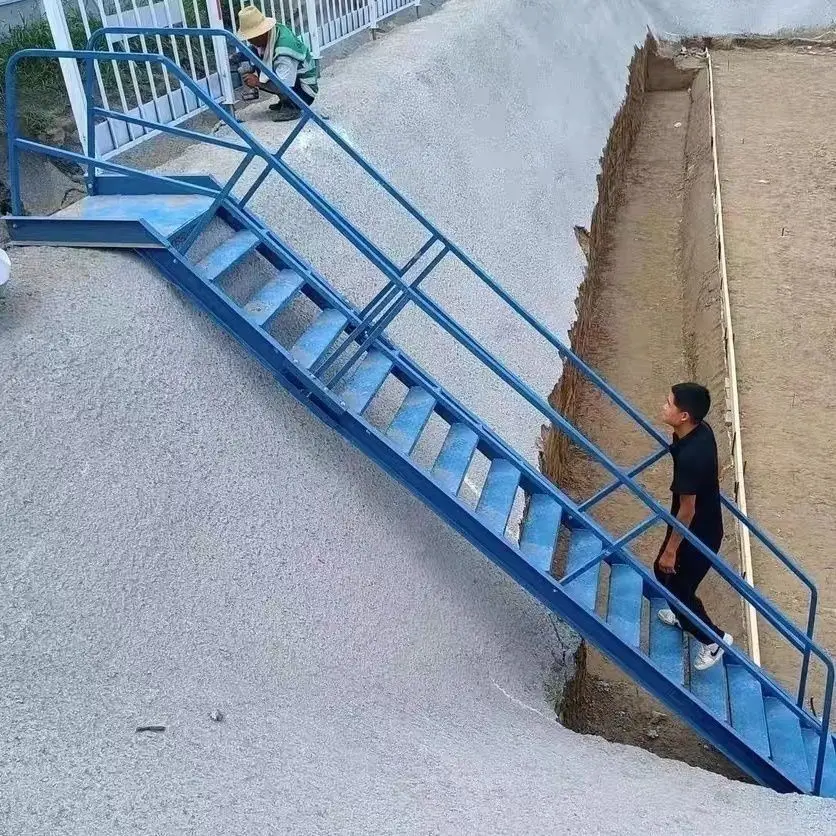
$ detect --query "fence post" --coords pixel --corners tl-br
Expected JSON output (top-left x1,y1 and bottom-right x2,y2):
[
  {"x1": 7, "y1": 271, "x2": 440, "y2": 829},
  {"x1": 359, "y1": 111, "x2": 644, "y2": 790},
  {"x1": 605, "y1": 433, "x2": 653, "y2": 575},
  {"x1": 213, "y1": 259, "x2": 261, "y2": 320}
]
[
  {"x1": 368, "y1": 0, "x2": 378, "y2": 33},
  {"x1": 41, "y1": 0, "x2": 88, "y2": 150},
  {"x1": 303, "y1": 0, "x2": 321, "y2": 58},
  {"x1": 206, "y1": 0, "x2": 236, "y2": 106}
]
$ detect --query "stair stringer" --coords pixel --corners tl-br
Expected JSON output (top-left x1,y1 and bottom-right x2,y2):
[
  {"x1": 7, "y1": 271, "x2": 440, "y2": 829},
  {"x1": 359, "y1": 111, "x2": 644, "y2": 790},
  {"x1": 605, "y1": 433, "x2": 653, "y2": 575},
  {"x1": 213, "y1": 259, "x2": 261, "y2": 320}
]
[{"x1": 139, "y1": 222, "x2": 801, "y2": 794}]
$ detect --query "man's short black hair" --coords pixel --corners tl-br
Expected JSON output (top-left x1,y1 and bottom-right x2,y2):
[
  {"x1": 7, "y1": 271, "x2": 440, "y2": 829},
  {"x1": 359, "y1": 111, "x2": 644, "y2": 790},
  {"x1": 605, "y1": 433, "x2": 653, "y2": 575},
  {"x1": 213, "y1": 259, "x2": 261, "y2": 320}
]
[{"x1": 672, "y1": 382, "x2": 711, "y2": 423}]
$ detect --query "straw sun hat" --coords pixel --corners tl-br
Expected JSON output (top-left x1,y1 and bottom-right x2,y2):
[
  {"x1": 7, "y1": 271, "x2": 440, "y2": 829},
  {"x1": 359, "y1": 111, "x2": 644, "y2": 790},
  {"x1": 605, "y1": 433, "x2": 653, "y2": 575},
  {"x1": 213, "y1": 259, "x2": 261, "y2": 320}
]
[{"x1": 237, "y1": 5, "x2": 275, "y2": 41}]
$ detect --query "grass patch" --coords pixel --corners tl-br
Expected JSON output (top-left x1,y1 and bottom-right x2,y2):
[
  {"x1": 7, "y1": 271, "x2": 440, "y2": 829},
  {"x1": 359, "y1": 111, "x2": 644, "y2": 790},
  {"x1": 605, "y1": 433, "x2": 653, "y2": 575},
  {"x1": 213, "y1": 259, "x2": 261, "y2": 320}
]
[{"x1": 0, "y1": 9, "x2": 220, "y2": 145}]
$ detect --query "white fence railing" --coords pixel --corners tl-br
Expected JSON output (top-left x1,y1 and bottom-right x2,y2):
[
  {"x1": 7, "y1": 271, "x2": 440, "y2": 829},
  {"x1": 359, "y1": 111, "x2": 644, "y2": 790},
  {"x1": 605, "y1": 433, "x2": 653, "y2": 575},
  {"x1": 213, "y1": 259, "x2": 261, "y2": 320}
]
[
  {"x1": 42, "y1": 0, "x2": 233, "y2": 157},
  {"x1": 40, "y1": 0, "x2": 419, "y2": 158}
]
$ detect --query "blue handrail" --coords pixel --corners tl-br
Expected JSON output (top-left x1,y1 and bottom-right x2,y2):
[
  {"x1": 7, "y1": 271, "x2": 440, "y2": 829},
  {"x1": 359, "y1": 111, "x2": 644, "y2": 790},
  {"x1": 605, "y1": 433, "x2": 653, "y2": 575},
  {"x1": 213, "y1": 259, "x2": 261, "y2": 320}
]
[
  {"x1": 5, "y1": 39, "x2": 834, "y2": 793},
  {"x1": 80, "y1": 28, "x2": 820, "y2": 671}
]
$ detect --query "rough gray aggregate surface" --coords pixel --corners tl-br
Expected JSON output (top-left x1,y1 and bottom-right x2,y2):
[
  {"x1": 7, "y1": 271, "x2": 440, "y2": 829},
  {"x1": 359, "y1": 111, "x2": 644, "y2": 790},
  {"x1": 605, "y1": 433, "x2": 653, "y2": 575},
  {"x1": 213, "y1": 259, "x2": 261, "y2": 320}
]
[{"x1": 3, "y1": 0, "x2": 836, "y2": 832}]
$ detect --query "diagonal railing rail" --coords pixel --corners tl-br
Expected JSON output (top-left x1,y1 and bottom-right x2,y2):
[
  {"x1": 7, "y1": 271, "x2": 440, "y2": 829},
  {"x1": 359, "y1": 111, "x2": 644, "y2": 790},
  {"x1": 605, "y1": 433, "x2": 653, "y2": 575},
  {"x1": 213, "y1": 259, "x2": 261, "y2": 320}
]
[
  {"x1": 87, "y1": 29, "x2": 822, "y2": 685},
  {"x1": 5, "y1": 34, "x2": 833, "y2": 792}
]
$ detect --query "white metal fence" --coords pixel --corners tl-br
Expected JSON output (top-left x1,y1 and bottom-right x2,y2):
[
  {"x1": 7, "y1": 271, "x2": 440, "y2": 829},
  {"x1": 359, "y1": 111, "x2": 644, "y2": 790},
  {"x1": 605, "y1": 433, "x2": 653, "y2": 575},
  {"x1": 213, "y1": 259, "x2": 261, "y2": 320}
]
[
  {"x1": 223, "y1": 0, "x2": 420, "y2": 55},
  {"x1": 40, "y1": 0, "x2": 419, "y2": 158},
  {"x1": 42, "y1": 0, "x2": 233, "y2": 157}
]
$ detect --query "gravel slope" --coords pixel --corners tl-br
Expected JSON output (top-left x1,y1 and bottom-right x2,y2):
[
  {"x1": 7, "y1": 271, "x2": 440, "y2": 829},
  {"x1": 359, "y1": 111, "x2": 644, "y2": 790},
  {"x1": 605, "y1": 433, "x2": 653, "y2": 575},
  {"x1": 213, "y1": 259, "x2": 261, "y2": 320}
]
[{"x1": 2, "y1": 1, "x2": 835, "y2": 832}]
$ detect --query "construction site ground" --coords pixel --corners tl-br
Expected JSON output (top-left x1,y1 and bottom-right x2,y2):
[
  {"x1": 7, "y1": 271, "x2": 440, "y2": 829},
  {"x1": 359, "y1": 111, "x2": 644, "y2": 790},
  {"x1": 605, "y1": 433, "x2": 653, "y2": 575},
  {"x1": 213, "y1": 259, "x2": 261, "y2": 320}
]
[
  {"x1": 6, "y1": 2, "x2": 836, "y2": 831},
  {"x1": 712, "y1": 45, "x2": 836, "y2": 704},
  {"x1": 562, "y1": 41, "x2": 836, "y2": 781}
]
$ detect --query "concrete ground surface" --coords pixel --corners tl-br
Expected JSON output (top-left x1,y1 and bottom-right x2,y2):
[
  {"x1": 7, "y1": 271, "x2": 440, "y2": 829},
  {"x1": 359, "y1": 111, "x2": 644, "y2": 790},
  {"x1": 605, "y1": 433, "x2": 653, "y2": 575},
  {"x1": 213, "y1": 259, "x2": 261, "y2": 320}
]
[
  {"x1": 713, "y1": 47, "x2": 836, "y2": 705},
  {"x1": 3, "y1": 0, "x2": 836, "y2": 833}
]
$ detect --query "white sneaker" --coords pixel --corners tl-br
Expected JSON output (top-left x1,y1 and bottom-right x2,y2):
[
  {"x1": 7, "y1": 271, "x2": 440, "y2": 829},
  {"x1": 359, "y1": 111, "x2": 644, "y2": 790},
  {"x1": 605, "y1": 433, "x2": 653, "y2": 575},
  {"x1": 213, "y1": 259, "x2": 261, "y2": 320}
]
[
  {"x1": 657, "y1": 608, "x2": 681, "y2": 628},
  {"x1": 694, "y1": 633, "x2": 733, "y2": 671}
]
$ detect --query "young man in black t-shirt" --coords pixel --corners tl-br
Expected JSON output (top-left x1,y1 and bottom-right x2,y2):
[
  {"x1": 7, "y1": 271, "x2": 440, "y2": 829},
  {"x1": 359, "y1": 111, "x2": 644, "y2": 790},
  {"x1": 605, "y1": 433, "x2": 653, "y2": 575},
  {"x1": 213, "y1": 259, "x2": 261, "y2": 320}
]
[{"x1": 655, "y1": 382, "x2": 732, "y2": 671}]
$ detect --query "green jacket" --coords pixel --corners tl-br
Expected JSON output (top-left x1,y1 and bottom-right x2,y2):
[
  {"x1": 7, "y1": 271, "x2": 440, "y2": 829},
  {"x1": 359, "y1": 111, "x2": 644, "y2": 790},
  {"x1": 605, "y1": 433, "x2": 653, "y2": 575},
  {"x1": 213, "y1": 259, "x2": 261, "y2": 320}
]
[{"x1": 269, "y1": 24, "x2": 319, "y2": 97}]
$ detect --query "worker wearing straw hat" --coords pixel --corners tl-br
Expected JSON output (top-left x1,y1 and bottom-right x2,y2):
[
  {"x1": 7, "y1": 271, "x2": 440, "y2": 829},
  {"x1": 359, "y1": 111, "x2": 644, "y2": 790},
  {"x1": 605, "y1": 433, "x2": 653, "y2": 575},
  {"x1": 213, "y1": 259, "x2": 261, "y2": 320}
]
[{"x1": 235, "y1": 5, "x2": 319, "y2": 122}]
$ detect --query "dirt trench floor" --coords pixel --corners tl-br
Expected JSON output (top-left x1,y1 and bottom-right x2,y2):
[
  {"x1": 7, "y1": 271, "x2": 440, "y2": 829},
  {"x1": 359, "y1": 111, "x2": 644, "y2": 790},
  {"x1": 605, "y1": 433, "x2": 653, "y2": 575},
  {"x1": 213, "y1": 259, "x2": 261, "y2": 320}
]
[{"x1": 712, "y1": 45, "x2": 836, "y2": 706}]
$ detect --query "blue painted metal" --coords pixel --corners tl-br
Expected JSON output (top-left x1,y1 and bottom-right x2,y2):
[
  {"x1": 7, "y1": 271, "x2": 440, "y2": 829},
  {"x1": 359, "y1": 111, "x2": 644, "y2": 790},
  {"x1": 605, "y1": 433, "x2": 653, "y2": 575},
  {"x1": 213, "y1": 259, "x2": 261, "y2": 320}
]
[
  {"x1": 432, "y1": 424, "x2": 479, "y2": 495},
  {"x1": 727, "y1": 665, "x2": 771, "y2": 759},
  {"x1": 765, "y1": 697, "x2": 813, "y2": 792},
  {"x1": 801, "y1": 729, "x2": 836, "y2": 798},
  {"x1": 476, "y1": 459, "x2": 521, "y2": 536},
  {"x1": 41, "y1": 36, "x2": 820, "y2": 695},
  {"x1": 95, "y1": 173, "x2": 223, "y2": 196},
  {"x1": 291, "y1": 309, "x2": 349, "y2": 370},
  {"x1": 386, "y1": 387, "x2": 436, "y2": 455},
  {"x1": 689, "y1": 637, "x2": 730, "y2": 723},
  {"x1": 607, "y1": 563, "x2": 643, "y2": 647},
  {"x1": 564, "y1": 530, "x2": 601, "y2": 612},
  {"x1": 52, "y1": 193, "x2": 213, "y2": 237},
  {"x1": 94, "y1": 106, "x2": 251, "y2": 154},
  {"x1": 243, "y1": 270, "x2": 304, "y2": 328},
  {"x1": 649, "y1": 599, "x2": 684, "y2": 686},
  {"x1": 518, "y1": 494, "x2": 562, "y2": 574},
  {"x1": 313, "y1": 245, "x2": 448, "y2": 384},
  {"x1": 134, "y1": 229, "x2": 802, "y2": 794},
  {"x1": 84, "y1": 57, "x2": 96, "y2": 192},
  {"x1": 597, "y1": 513, "x2": 660, "y2": 563},
  {"x1": 579, "y1": 448, "x2": 669, "y2": 512},
  {"x1": 274, "y1": 114, "x2": 311, "y2": 160},
  {"x1": 179, "y1": 153, "x2": 256, "y2": 254},
  {"x1": 335, "y1": 350, "x2": 393, "y2": 414},
  {"x1": 4, "y1": 216, "x2": 164, "y2": 248},
  {"x1": 196, "y1": 230, "x2": 260, "y2": 282},
  {"x1": 6, "y1": 35, "x2": 836, "y2": 796}
]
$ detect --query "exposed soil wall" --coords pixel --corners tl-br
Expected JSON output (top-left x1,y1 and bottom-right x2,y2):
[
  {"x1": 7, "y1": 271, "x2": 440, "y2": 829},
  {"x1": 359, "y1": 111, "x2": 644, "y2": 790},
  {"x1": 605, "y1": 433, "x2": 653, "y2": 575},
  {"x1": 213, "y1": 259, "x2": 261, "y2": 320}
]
[{"x1": 539, "y1": 34, "x2": 651, "y2": 486}]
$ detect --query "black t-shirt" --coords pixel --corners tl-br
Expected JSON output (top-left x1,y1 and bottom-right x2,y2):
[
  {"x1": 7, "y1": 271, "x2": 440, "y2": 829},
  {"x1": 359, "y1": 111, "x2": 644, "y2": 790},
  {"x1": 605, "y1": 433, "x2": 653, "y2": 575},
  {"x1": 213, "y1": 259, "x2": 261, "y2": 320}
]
[{"x1": 668, "y1": 421, "x2": 723, "y2": 548}]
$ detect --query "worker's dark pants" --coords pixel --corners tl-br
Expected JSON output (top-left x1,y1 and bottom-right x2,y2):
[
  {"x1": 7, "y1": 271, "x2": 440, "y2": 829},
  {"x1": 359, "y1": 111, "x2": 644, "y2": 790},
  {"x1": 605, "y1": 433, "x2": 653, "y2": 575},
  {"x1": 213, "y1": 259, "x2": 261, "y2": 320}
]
[
  {"x1": 654, "y1": 531, "x2": 724, "y2": 646},
  {"x1": 258, "y1": 78, "x2": 315, "y2": 108}
]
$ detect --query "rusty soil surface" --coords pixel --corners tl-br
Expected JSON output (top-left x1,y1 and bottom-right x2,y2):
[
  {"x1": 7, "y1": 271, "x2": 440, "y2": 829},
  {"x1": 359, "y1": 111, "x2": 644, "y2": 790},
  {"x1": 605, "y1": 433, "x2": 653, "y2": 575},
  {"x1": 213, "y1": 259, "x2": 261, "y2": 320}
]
[
  {"x1": 560, "y1": 75, "x2": 747, "y2": 780},
  {"x1": 712, "y1": 46, "x2": 836, "y2": 706}
]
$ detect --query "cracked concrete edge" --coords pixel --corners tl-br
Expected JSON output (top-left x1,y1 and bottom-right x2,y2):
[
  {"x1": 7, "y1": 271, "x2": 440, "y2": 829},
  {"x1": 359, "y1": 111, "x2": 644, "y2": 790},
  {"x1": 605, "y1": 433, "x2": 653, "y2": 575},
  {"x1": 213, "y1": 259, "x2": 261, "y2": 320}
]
[{"x1": 546, "y1": 614, "x2": 587, "y2": 723}]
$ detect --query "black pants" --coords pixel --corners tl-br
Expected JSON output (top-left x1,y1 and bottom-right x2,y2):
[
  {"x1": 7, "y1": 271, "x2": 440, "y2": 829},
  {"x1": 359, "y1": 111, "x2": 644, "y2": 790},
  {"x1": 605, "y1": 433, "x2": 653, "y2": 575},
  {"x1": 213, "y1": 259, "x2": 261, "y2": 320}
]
[
  {"x1": 654, "y1": 532, "x2": 724, "y2": 645},
  {"x1": 258, "y1": 78, "x2": 315, "y2": 108}
]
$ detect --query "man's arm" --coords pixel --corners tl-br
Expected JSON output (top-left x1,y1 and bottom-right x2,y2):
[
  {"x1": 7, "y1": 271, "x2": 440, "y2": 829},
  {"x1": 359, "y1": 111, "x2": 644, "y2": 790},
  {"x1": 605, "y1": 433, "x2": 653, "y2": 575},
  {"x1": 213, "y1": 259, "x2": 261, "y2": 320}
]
[
  {"x1": 658, "y1": 494, "x2": 696, "y2": 572},
  {"x1": 258, "y1": 55, "x2": 298, "y2": 87}
]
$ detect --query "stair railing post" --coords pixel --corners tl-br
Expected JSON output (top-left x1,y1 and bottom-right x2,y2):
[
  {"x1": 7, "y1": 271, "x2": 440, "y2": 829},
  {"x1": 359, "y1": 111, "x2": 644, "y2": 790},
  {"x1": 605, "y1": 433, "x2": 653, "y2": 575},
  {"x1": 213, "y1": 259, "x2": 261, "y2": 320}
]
[
  {"x1": 814, "y1": 665, "x2": 833, "y2": 794},
  {"x1": 84, "y1": 55, "x2": 97, "y2": 192}
]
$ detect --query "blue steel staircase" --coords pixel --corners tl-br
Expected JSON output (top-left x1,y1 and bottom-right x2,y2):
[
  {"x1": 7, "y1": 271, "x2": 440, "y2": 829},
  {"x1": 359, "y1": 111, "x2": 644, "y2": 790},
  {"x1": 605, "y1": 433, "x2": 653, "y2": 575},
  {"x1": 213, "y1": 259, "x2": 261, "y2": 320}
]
[{"x1": 4, "y1": 29, "x2": 836, "y2": 797}]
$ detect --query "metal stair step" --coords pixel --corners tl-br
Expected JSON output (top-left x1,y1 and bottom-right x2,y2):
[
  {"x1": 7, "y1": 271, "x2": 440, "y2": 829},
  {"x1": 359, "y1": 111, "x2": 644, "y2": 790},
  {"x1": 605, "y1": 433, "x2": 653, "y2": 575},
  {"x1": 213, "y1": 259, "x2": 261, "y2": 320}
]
[
  {"x1": 518, "y1": 494, "x2": 562, "y2": 574},
  {"x1": 335, "y1": 350, "x2": 393, "y2": 414},
  {"x1": 688, "y1": 636, "x2": 730, "y2": 722},
  {"x1": 291, "y1": 308, "x2": 348, "y2": 369},
  {"x1": 607, "y1": 563, "x2": 643, "y2": 647},
  {"x1": 243, "y1": 269, "x2": 304, "y2": 328},
  {"x1": 563, "y1": 529, "x2": 601, "y2": 611},
  {"x1": 53, "y1": 193, "x2": 212, "y2": 236},
  {"x1": 764, "y1": 697, "x2": 813, "y2": 792},
  {"x1": 727, "y1": 665, "x2": 770, "y2": 759},
  {"x1": 801, "y1": 728, "x2": 836, "y2": 798},
  {"x1": 649, "y1": 598, "x2": 684, "y2": 686},
  {"x1": 196, "y1": 230, "x2": 260, "y2": 282},
  {"x1": 475, "y1": 459, "x2": 520, "y2": 536},
  {"x1": 386, "y1": 387, "x2": 435, "y2": 454},
  {"x1": 432, "y1": 423, "x2": 479, "y2": 495}
]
